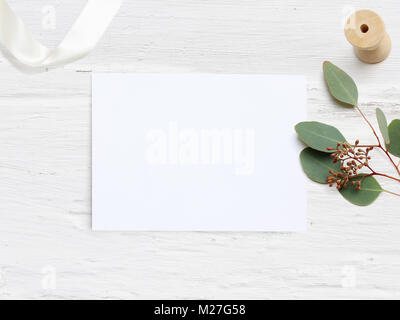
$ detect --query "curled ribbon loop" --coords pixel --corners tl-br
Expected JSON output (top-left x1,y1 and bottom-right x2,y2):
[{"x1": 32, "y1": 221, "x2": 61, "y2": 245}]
[{"x1": 0, "y1": 0, "x2": 122, "y2": 69}]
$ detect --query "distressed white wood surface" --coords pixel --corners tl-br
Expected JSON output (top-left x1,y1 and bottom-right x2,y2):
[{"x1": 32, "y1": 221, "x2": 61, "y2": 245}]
[{"x1": 1, "y1": 0, "x2": 400, "y2": 299}]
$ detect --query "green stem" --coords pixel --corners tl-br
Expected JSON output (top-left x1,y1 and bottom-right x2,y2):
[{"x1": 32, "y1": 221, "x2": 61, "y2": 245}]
[{"x1": 383, "y1": 189, "x2": 400, "y2": 197}]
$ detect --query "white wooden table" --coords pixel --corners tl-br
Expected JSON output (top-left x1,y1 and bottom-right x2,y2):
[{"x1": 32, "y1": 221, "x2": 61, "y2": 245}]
[{"x1": 1, "y1": 0, "x2": 400, "y2": 299}]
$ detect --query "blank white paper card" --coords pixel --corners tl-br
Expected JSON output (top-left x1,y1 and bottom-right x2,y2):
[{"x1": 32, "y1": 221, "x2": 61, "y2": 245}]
[{"x1": 92, "y1": 74, "x2": 307, "y2": 231}]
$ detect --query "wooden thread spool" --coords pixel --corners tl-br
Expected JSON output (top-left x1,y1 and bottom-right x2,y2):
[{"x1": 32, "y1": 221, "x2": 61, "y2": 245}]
[{"x1": 344, "y1": 10, "x2": 391, "y2": 63}]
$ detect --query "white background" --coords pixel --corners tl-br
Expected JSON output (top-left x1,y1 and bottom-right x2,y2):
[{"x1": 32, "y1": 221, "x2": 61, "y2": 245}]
[{"x1": 1, "y1": 0, "x2": 400, "y2": 299}]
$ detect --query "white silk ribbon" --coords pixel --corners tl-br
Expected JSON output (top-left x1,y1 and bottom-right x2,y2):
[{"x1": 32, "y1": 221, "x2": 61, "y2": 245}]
[{"x1": 0, "y1": 0, "x2": 122, "y2": 69}]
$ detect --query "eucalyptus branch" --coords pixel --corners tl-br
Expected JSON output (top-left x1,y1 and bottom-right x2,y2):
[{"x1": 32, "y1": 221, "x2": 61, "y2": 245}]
[
  {"x1": 295, "y1": 61, "x2": 400, "y2": 206},
  {"x1": 327, "y1": 141, "x2": 400, "y2": 193},
  {"x1": 356, "y1": 105, "x2": 400, "y2": 177},
  {"x1": 355, "y1": 105, "x2": 382, "y2": 145}
]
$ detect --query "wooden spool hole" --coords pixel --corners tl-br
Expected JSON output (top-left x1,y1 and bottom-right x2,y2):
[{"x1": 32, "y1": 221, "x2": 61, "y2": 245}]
[
  {"x1": 360, "y1": 24, "x2": 369, "y2": 33},
  {"x1": 344, "y1": 10, "x2": 391, "y2": 63}
]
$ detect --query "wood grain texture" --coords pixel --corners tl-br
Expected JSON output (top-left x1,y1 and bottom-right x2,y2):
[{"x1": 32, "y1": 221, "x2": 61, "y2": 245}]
[
  {"x1": 1, "y1": 0, "x2": 400, "y2": 299},
  {"x1": 344, "y1": 9, "x2": 392, "y2": 63}
]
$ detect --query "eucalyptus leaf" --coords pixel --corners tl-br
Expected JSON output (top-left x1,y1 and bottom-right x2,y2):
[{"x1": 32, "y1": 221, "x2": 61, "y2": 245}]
[
  {"x1": 300, "y1": 148, "x2": 341, "y2": 183},
  {"x1": 376, "y1": 108, "x2": 390, "y2": 147},
  {"x1": 323, "y1": 61, "x2": 358, "y2": 107},
  {"x1": 295, "y1": 121, "x2": 346, "y2": 152},
  {"x1": 339, "y1": 175, "x2": 382, "y2": 206},
  {"x1": 388, "y1": 119, "x2": 400, "y2": 157}
]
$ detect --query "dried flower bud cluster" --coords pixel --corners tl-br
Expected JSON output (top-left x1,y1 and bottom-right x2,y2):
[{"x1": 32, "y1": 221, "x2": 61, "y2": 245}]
[{"x1": 326, "y1": 140, "x2": 373, "y2": 191}]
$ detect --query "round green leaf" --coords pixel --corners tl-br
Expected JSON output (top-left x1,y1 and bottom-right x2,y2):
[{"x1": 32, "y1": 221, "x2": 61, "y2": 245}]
[
  {"x1": 323, "y1": 61, "x2": 358, "y2": 107},
  {"x1": 300, "y1": 148, "x2": 341, "y2": 183},
  {"x1": 376, "y1": 108, "x2": 390, "y2": 147},
  {"x1": 295, "y1": 121, "x2": 346, "y2": 153},
  {"x1": 339, "y1": 175, "x2": 382, "y2": 206},
  {"x1": 388, "y1": 119, "x2": 400, "y2": 157}
]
